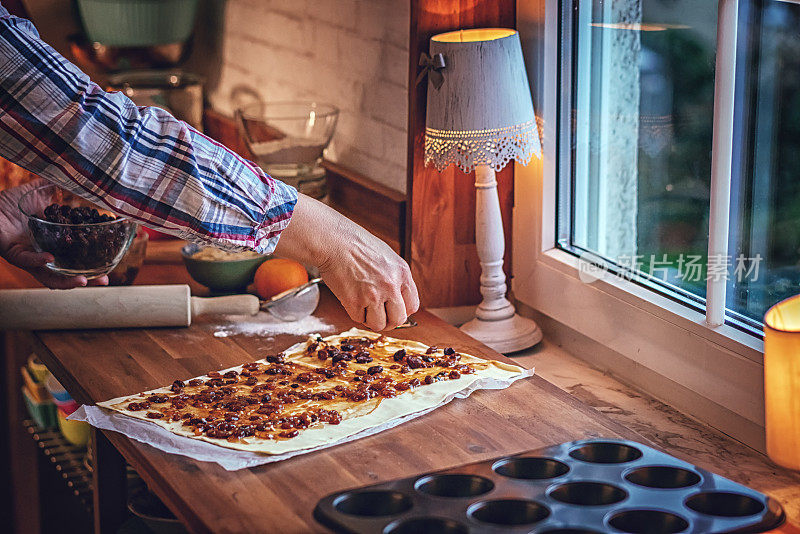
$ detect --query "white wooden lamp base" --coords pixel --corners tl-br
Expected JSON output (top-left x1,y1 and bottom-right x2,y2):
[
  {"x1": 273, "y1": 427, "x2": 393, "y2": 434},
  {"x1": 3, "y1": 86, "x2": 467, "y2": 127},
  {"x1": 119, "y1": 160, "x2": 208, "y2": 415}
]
[{"x1": 459, "y1": 164, "x2": 542, "y2": 353}]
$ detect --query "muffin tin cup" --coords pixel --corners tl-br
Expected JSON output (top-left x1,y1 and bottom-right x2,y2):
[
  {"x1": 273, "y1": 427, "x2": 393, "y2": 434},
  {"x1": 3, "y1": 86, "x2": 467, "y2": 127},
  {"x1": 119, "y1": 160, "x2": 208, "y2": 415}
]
[{"x1": 314, "y1": 439, "x2": 784, "y2": 533}]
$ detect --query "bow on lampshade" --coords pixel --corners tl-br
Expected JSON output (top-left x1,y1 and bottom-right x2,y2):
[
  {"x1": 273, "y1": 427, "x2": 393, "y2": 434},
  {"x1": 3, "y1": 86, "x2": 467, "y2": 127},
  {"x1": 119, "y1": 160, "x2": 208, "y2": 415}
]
[{"x1": 416, "y1": 52, "x2": 446, "y2": 89}]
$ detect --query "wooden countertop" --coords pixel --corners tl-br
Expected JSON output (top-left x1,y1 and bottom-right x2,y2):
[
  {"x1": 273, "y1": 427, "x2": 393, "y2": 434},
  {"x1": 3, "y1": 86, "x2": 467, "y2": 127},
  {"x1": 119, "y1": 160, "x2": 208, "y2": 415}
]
[
  {"x1": 19, "y1": 245, "x2": 650, "y2": 533},
  {"x1": 8, "y1": 243, "x2": 799, "y2": 532}
]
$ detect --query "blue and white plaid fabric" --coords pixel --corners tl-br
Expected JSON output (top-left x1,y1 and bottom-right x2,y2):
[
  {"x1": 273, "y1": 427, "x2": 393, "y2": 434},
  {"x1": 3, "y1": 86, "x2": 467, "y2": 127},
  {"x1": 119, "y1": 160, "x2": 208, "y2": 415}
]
[{"x1": 0, "y1": 5, "x2": 297, "y2": 253}]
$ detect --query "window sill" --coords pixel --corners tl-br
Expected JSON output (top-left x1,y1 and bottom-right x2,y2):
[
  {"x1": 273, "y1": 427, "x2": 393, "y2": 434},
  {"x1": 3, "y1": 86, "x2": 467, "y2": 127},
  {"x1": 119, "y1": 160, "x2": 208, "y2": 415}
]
[{"x1": 513, "y1": 246, "x2": 767, "y2": 451}]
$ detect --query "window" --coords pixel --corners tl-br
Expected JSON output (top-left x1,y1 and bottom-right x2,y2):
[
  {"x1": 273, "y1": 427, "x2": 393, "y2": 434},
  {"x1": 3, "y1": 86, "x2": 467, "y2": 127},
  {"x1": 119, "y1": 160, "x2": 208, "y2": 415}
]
[{"x1": 556, "y1": 0, "x2": 800, "y2": 336}]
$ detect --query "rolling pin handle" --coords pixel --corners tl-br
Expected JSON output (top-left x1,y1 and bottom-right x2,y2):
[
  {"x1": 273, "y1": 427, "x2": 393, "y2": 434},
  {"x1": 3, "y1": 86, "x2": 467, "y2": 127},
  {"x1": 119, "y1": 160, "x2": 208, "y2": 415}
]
[{"x1": 190, "y1": 295, "x2": 260, "y2": 318}]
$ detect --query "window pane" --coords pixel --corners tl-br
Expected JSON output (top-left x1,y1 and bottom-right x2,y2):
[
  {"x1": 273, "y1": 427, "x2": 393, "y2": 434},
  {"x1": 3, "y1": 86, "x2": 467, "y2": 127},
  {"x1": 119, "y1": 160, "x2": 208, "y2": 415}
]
[
  {"x1": 567, "y1": 0, "x2": 718, "y2": 299},
  {"x1": 729, "y1": 0, "x2": 800, "y2": 323}
]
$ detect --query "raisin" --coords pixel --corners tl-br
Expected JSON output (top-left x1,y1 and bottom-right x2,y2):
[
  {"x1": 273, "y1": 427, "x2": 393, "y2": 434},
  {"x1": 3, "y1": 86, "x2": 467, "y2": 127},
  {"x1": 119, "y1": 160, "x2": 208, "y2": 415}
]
[
  {"x1": 147, "y1": 394, "x2": 168, "y2": 403},
  {"x1": 307, "y1": 342, "x2": 319, "y2": 353},
  {"x1": 443, "y1": 347, "x2": 456, "y2": 356},
  {"x1": 340, "y1": 343, "x2": 354, "y2": 352},
  {"x1": 207, "y1": 372, "x2": 221, "y2": 378},
  {"x1": 260, "y1": 393, "x2": 272, "y2": 402},
  {"x1": 424, "y1": 375, "x2": 434, "y2": 385},
  {"x1": 317, "y1": 349, "x2": 328, "y2": 360},
  {"x1": 127, "y1": 401, "x2": 150, "y2": 411},
  {"x1": 426, "y1": 346, "x2": 438, "y2": 354},
  {"x1": 392, "y1": 348, "x2": 406, "y2": 362},
  {"x1": 296, "y1": 373, "x2": 313, "y2": 383},
  {"x1": 395, "y1": 382, "x2": 411, "y2": 391},
  {"x1": 332, "y1": 352, "x2": 352, "y2": 363},
  {"x1": 265, "y1": 353, "x2": 286, "y2": 364},
  {"x1": 244, "y1": 376, "x2": 258, "y2": 386},
  {"x1": 406, "y1": 356, "x2": 424, "y2": 369},
  {"x1": 355, "y1": 369, "x2": 367, "y2": 376},
  {"x1": 171, "y1": 380, "x2": 185, "y2": 392},
  {"x1": 188, "y1": 379, "x2": 203, "y2": 386},
  {"x1": 234, "y1": 425, "x2": 256, "y2": 437},
  {"x1": 279, "y1": 430, "x2": 299, "y2": 439},
  {"x1": 146, "y1": 411, "x2": 164, "y2": 419},
  {"x1": 449, "y1": 370, "x2": 461, "y2": 379},
  {"x1": 224, "y1": 401, "x2": 246, "y2": 412},
  {"x1": 223, "y1": 370, "x2": 238, "y2": 379},
  {"x1": 318, "y1": 409, "x2": 342, "y2": 424},
  {"x1": 368, "y1": 365, "x2": 383, "y2": 375},
  {"x1": 355, "y1": 354, "x2": 373, "y2": 364},
  {"x1": 256, "y1": 404, "x2": 280, "y2": 415}
]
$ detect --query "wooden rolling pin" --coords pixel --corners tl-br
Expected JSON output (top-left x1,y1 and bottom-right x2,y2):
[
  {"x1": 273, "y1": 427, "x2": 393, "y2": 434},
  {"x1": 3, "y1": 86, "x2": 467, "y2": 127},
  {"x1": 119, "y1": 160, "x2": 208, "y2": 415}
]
[{"x1": 0, "y1": 285, "x2": 260, "y2": 330}]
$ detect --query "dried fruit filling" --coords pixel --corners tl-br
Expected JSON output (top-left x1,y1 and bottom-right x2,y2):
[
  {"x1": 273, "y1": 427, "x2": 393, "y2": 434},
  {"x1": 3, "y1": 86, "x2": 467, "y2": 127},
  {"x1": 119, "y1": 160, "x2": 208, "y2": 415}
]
[
  {"x1": 126, "y1": 337, "x2": 480, "y2": 443},
  {"x1": 29, "y1": 203, "x2": 132, "y2": 270}
]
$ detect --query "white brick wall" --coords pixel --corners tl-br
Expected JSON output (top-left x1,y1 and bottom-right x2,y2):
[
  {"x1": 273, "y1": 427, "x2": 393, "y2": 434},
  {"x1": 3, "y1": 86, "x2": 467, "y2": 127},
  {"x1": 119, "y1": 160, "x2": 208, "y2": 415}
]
[{"x1": 209, "y1": 0, "x2": 410, "y2": 192}]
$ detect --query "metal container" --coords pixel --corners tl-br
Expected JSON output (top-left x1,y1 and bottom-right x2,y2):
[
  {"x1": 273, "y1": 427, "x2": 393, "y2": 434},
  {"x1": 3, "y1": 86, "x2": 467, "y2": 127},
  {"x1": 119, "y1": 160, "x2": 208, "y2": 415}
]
[
  {"x1": 108, "y1": 70, "x2": 204, "y2": 131},
  {"x1": 314, "y1": 439, "x2": 785, "y2": 533}
]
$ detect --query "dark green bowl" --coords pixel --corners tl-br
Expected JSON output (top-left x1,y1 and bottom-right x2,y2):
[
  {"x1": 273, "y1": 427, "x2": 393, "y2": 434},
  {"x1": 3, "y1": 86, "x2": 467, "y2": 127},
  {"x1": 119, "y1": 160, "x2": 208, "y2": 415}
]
[{"x1": 181, "y1": 243, "x2": 268, "y2": 293}]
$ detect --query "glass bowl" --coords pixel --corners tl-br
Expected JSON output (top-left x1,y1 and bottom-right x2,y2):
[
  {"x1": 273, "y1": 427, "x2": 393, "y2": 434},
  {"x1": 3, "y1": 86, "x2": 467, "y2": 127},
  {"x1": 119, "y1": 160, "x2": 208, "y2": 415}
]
[
  {"x1": 236, "y1": 101, "x2": 338, "y2": 200},
  {"x1": 108, "y1": 226, "x2": 148, "y2": 286},
  {"x1": 18, "y1": 184, "x2": 136, "y2": 279}
]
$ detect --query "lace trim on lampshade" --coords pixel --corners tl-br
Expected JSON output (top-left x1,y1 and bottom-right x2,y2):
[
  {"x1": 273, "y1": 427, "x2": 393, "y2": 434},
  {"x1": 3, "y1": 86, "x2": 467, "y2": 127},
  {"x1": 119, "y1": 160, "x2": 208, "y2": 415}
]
[{"x1": 424, "y1": 119, "x2": 541, "y2": 173}]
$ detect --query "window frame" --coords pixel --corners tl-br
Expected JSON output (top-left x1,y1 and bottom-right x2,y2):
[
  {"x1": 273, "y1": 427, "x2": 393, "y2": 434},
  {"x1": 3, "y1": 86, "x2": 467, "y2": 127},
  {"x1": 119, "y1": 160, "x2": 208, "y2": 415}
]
[{"x1": 514, "y1": 0, "x2": 767, "y2": 450}]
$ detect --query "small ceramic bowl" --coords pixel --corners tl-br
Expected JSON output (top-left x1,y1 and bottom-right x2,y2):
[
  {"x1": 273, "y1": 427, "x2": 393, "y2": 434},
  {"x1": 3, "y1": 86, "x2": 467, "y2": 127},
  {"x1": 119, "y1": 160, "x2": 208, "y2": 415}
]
[{"x1": 181, "y1": 243, "x2": 268, "y2": 293}]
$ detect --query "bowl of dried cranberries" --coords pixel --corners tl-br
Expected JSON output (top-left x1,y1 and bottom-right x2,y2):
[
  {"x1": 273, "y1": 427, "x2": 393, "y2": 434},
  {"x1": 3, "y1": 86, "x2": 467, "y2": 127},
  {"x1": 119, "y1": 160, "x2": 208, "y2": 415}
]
[{"x1": 18, "y1": 184, "x2": 136, "y2": 279}]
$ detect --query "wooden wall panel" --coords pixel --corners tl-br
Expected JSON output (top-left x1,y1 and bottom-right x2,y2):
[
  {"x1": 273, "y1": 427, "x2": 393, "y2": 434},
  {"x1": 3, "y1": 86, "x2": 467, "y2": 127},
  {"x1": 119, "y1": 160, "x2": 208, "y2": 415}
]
[{"x1": 407, "y1": 0, "x2": 516, "y2": 308}]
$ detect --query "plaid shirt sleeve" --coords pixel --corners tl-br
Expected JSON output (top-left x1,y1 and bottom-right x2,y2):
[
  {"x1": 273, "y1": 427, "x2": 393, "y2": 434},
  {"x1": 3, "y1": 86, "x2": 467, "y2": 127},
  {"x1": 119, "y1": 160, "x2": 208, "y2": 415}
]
[{"x1": 0, "y1": 8, "x2": 297, "y2": 254}]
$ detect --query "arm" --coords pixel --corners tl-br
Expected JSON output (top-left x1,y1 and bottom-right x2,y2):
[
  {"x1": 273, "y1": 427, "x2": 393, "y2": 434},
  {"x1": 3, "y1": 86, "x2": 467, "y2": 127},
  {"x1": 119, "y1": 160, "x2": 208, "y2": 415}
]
[
  {"x1": 0, "y1": 9, "x2": 419, "y2": 328},
  {"x1": 0, "y1": 9, "x2": 296, "y2": 254},
  {"x1": 275, "y1": 195, "x2": 419, "y2": 330}
]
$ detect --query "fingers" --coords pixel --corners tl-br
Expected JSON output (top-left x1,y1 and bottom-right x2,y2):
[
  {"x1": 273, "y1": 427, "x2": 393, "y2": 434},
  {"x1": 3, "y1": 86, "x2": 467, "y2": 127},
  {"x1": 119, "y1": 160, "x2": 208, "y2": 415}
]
[
  {"x1": 384, "y1": 295, "x2": 407, "y2": 330},
  {"x1": 34, "y1": 269, "x2": 88, "y2": 289},
  {"x1": 88, "y1": 275, "x2": 109, "y2": 286},
  {"x1": 364, "y1": 302, "x2": 387, "y2": 331},
  {"x1": 6, "y1": 245, "x2": 53, "y2": 269},
  {"x1": 401, "y1": 278, "x2": 420, "y2": 316}
]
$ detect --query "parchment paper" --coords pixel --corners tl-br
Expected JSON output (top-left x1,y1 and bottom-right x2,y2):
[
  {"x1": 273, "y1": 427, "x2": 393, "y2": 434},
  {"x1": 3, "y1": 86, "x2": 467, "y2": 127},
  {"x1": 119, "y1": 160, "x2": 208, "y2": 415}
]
[{"x1": 69, "y1": 367, "x2": 533, "y2": 471}]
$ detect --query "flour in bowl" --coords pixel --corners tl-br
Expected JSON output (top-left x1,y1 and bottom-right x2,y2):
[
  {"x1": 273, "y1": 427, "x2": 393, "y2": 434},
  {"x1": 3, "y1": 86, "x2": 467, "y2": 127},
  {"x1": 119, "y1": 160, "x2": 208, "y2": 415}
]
[{"x1": 211, "y1": 312, "x2": 335, "y2": 338}]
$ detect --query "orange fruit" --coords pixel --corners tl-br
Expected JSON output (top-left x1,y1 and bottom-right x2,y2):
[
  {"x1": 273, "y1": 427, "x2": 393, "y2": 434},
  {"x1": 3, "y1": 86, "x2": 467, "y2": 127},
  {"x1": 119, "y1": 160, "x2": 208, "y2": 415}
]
[{"x1": 253, "y1": 258, "x2": 309, "y2": 300}]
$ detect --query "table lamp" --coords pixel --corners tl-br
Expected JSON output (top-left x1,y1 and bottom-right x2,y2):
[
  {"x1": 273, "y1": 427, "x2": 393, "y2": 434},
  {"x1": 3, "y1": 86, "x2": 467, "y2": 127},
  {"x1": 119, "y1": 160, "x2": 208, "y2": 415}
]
[
  {"x1": 421, "y1": 28, "x2": 542, "y2": 353},
  {"x1": 764, "y1": 294, "x2": 800, "y2": 470}
]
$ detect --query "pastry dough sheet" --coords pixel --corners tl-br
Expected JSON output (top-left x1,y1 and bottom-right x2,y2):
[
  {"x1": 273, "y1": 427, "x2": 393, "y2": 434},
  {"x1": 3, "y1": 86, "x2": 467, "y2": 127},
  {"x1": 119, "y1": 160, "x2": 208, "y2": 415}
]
[{"x1": 97, "y1": 328, "x2": 531, "y2": 456}]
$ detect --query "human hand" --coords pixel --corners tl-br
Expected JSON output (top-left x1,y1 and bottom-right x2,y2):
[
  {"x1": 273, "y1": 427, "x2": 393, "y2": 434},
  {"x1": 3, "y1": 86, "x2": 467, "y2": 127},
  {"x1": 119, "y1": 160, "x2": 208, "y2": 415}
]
[
  {"x1": 317, "y1": 224, "x2": 419, "y2": 331},
  {"x1": 0, "y1": 179, "x2": 108, "y2": 288},
  {"x1": 274, "y1": 194, "x2": 419, "y2": 330}
]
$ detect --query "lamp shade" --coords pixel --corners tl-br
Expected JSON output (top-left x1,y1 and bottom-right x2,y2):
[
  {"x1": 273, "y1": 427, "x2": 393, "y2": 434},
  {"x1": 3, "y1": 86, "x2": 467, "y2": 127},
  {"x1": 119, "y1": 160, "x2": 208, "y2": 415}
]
[
  {"x1": 423, "y1": 28, "x2": 540, "y2": 173},
  {"x1": 764, "y1": 294, "x2": 800, "y2": 470}
]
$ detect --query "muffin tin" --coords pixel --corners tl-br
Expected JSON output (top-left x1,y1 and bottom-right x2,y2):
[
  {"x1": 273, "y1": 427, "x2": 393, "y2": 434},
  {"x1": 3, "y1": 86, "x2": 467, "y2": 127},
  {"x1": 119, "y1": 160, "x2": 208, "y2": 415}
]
[{"x1": 313, "y1": 439, "x2": 784, "y2": 533}]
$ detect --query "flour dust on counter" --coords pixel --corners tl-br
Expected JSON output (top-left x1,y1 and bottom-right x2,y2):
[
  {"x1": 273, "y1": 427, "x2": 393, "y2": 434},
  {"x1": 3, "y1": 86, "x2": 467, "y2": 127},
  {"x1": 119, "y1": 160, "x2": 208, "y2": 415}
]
[{"x1": 209, "y1": 311, "x2": 334, "y2": 339}]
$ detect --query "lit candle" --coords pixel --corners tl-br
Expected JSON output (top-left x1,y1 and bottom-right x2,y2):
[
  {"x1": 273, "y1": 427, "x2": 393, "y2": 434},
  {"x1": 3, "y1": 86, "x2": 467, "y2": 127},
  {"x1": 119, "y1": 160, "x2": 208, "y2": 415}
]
[{"x1": 764, "y1": 294, "x2": 800, "y2": 470}]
